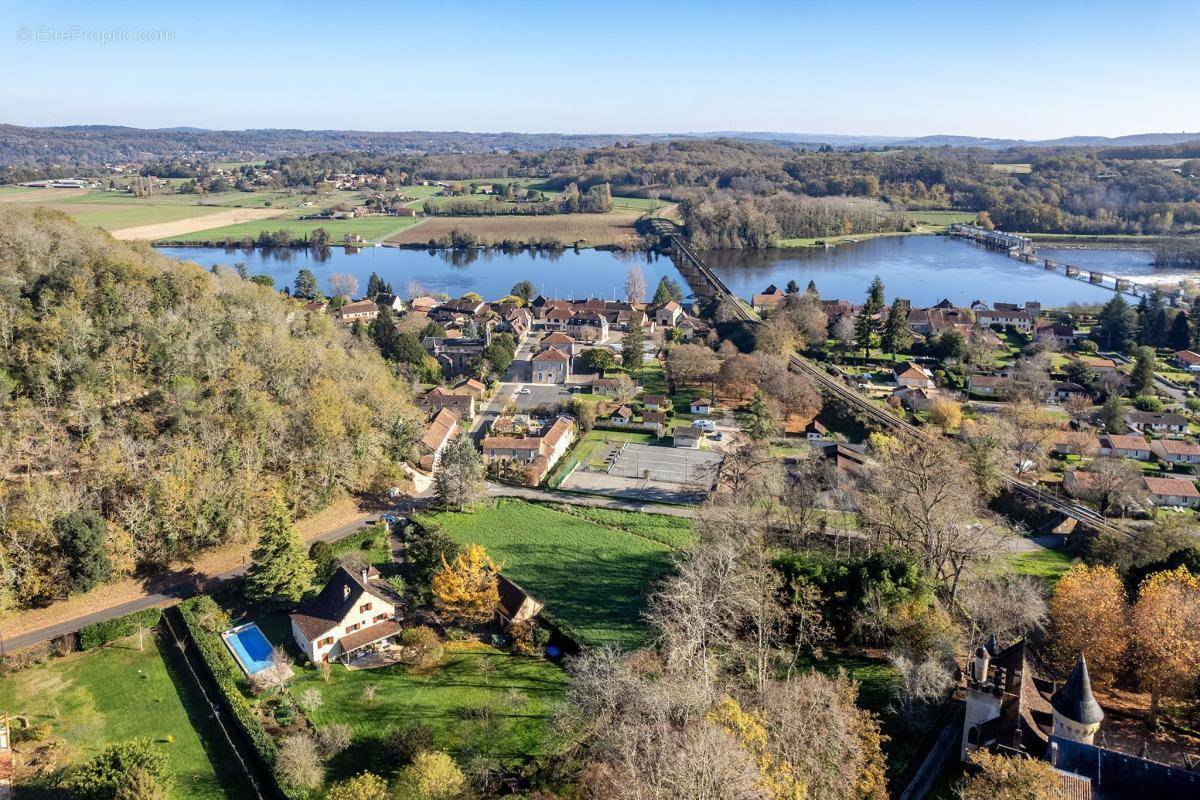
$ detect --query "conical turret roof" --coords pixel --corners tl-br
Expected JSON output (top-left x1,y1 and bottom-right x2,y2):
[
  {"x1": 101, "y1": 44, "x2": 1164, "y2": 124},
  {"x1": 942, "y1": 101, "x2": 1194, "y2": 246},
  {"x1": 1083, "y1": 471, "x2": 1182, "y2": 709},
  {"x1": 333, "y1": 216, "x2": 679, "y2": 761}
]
[{"x1": 1051, "y1": 654, "x2": 1104, "y2": 725}]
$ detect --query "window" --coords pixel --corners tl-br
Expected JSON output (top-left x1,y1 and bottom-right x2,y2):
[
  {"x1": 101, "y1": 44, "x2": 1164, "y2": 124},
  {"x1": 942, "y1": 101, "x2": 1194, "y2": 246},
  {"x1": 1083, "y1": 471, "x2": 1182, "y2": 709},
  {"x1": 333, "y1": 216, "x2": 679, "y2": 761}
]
[
  {"x1": 359, "y1": 602, "x2": 372, "y2": 613},
  {"x1": 345, "y1": 623, "x2": 359, "y2": 634}
]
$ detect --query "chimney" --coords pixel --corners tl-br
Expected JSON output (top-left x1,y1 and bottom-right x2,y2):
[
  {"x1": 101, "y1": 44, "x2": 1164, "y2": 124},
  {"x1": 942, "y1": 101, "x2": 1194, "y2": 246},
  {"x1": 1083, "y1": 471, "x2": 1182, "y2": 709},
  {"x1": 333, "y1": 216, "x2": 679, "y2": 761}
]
[
  {"x1": 1049, "y1": 741, "x2": 1059, "y2": 767},
  {"x1": 361, "y1": 568, "x2": 369, "y2": 583}
]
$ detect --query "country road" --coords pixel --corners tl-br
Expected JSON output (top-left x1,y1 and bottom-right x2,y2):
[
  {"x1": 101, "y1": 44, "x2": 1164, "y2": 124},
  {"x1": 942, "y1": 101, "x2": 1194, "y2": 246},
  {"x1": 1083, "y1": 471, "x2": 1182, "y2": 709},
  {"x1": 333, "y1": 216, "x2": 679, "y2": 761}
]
[{"x1": 1, "y1": 504, "x2": 400, "y2": 655}]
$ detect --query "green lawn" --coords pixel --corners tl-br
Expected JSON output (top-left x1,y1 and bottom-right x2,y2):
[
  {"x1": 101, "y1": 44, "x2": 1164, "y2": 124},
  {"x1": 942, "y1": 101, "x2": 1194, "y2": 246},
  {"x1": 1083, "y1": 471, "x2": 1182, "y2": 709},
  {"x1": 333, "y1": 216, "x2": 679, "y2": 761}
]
[
  {"x1": 1007, "y1": 546, "x2": 1077, "y2": 586},
  {"x1": 287, "y1": 643, "x2": 567, "y2": 780},
  {"x1": 549, "y1": 504, "x2": 694, "y2": 549},
  {"x1": 908, "y1": 210, "x2": 977, "y2": 226},
  {"x1": 416, "y1": 499, "x2": 689, "y2": 647},
  {"x1": 0, "y1": 634, "x2": 251, "y2": 800}
]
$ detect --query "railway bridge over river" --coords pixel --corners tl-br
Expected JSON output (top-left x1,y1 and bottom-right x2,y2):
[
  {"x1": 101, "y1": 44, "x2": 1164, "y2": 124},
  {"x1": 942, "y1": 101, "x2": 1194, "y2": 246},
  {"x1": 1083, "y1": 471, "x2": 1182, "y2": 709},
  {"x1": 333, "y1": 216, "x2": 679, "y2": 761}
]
[{"x1": 650, "y1": 218, "x2": 1126, "y2": 538}]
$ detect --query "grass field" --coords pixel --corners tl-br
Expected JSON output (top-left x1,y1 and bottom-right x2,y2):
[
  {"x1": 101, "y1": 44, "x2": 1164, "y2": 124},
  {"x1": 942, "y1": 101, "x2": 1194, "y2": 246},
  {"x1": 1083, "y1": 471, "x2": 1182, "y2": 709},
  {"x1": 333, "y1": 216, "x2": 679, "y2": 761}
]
[
  {"x1": 0, "y1": 634, "x2": 250, "y2": 800},
  {"x1": 416, "y1": 499, "x2": 690, "y2": 647},
  {"x1": 385, "y1": 211, "x2": 643, "y2": 248},
  {"x1": 286, "y1": 642, "x2": 567, "y2": 780},
  {"x1": 1007, "y1": 546, "x2": 1077, "y2": 586}
]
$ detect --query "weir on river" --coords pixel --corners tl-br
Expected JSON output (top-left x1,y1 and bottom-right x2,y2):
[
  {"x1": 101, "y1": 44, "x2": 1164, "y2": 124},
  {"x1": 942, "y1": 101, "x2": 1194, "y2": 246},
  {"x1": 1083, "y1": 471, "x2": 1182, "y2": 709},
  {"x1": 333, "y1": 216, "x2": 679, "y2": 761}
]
[{"x1": 948, "y1": 224, "x2": 1182, "y2": 304}]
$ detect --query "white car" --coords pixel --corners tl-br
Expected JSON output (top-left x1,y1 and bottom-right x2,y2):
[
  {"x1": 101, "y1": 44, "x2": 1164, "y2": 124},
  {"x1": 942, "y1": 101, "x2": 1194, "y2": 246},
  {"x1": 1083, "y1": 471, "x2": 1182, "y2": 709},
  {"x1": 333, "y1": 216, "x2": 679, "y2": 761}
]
[
  {"x1": 691, "y1": 419, "x2": 717, "y2": 432},
  {"x1": 517, "y1": 387, "x2": 531, "y2": 395}
]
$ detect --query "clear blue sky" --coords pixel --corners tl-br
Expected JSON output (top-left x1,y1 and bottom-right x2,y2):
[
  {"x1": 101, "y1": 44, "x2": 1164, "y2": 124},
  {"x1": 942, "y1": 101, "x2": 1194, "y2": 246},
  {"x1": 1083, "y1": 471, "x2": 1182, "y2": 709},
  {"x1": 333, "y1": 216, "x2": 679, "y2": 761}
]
[{"x1": 3, "y1": 0, "x2": 1198, "y2": 139}]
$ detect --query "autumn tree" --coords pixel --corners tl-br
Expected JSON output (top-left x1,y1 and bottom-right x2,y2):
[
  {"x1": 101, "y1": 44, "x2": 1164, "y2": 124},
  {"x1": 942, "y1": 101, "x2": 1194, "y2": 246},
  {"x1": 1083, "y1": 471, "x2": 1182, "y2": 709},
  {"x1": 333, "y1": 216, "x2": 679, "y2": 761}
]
[
  {"x1": 927, "y1": 398, "x2": 962, "y2": 430},
  {"x1": 325, "y1": 771, "x2": 390, "y2": 800},
  {"x1": 394, "y1": 751, "x2": 469, "y2": 800},
  {"x1": 1049, "y1": 563, "x2": 1129, "y2": 683},
  {"x1": 245, "y1": 492, "x2": 315, "y2": 605},
  {"x1": 433, "y1": 433, "x2": 484, "y2": 511},
  {"x1": 431, "y1": 544, "x2": 500, "y2": 624},
  {"x1": 1130, "y1": 566, "x2": 1200, "y2": 727},
  {"x1": 959, "y1": 750, "x2": 1059, "y2": 800}
]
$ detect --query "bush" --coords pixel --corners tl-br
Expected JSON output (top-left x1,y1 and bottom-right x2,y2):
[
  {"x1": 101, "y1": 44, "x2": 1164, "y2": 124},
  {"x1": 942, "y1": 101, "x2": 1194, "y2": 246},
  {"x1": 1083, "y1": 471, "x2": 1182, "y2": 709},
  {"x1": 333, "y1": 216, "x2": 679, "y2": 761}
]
[
  {"x1": 67, "y1": 739, "x2": 170, "y2": 799},
  {"x1": 1134, "y1": 395, "x2": 1165, "y2": 412},
  {"x1": 383, "y1": 723, "x2": 435, "y2": 765},
  {"x1": 79, "y1": 607, "x2": 163, "y2": 651},
  {"x1": 315, "y1": 723, "x2": 352, "y2": 758}
]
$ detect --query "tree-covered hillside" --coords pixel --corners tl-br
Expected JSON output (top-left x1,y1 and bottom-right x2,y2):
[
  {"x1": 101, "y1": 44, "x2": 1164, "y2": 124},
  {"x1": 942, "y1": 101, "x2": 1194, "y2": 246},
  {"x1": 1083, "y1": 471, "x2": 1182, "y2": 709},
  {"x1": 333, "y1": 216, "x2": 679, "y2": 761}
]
[{"x1": 0, "y1": 208, "x2": 418, "y2": 612}]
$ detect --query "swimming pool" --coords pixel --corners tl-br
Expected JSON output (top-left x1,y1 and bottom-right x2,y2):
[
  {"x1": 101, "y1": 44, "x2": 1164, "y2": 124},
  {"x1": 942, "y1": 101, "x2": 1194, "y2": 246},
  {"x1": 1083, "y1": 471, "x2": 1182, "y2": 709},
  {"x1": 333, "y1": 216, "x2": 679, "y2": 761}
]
[{"x1": 221, "y1": 622, "x2": 275, "y2": 676}]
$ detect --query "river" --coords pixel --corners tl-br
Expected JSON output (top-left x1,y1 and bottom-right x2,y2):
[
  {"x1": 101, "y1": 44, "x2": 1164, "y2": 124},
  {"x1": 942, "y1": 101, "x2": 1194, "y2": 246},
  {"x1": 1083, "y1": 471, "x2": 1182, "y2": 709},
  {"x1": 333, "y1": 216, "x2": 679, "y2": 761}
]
[{"x1": 157, "y1": 236, "x2": 1194, "y2": 308}]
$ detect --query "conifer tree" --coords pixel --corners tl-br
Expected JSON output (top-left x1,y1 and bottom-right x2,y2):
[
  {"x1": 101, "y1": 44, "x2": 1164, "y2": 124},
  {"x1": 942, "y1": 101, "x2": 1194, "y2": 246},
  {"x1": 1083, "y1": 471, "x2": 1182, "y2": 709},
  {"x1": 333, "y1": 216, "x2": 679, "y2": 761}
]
[
  {"x1": 1167, "y1": 310, "x2": 1191, "y2": 351},
  {"x1": 881, "y1": 298, "x2": 911, "y2": 361},
  {"x1": 245, "y1": 492, "x2": 314, "y2": 604}
]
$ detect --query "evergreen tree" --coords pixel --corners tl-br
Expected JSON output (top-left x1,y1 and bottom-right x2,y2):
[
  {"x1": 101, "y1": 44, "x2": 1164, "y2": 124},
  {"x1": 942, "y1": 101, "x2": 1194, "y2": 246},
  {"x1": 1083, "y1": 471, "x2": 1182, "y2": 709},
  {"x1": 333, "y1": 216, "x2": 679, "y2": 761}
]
[
  {"x1": 866, "y1": 274, "x2": 885, "y2": 315},
  {"x1": 366, "y1": 272, "x2": 387, "y2": 297},
  {"x1": 56, "y1": 509, "x2": 111, "y2": 593},
  {"x1": 651, "y1": 275, "x2": 684, "y2": 306},
  {"x1": 785, "y1": 279, "x2": 800, "y2": 294},
  {"x1": 293, "y1": 269, "x2": 319, "y2": 300},
  {"x1": 621, "y1": 322, "x2": 645, "y2": 373},
  {"x1": 881, "y1": 298, "x2": 911, "y2": 361},
  {"x1": 433, "y1": 433, "x2": 484, "y2": 511},
  {"x1": 744, "y1": 391, "x2": 780, "y2": 441},
  {"x1": 1095, "y1": 295, "x2": 1138, "y2": 354},
  {"x1": 245, "y1": 492, "x2": 314, "y2": 605},
  {"x1": 1168, "y1": 310, "x2": 1191, "y2": 351},
  {"x1": 854, "y1": 310, "x2": 874, "y2": 358},
  {"x1": 806, "y1": 279, "x2": 819, "y2": 298},
  {"x1": 1130, "y1": 347, "x2": 1156, "y2": 397}
]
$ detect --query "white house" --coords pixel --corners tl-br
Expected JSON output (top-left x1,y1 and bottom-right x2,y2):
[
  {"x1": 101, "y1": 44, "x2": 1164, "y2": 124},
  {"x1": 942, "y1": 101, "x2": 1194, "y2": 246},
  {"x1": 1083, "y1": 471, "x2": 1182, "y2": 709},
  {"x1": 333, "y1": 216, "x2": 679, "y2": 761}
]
[
  {"x1": 1098, "y1": 434, "x2": 1152, "y2": 461},
  {"x1": 1150, "y1": 438, "x2": 1200, "y2": 465},
  {"x1": 893, "y1": 361, "x2": 935, "y2": 389},
  {"x1": 290, "y1": 566, "x2": 401, "y2": 663},
  {"x1": 654, "y1": 301, "x2": 683, "y2": 327},
  {"x1": 531, "y1": 346, "x2": 571, "y2": 384},
  {"x1": 1173, "y1": 350, "x2": 1200, "y2": 372},
  {"x1": 1143, "y1": 476, "x2": 1200, "y2": 507},
  {"x1": 690, "y1": 398, "x2": 712, "y2": 415}
]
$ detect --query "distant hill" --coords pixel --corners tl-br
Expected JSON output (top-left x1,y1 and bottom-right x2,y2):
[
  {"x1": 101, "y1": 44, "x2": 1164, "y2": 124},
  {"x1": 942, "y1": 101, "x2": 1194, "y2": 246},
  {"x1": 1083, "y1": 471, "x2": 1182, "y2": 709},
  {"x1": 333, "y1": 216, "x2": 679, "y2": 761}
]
[
  {"x1": 701, "y1": 131, "x2": 1200, "y2": 149},
  {"x1": 1, "y1": 123, "x2": 1198, "y2": 168}
]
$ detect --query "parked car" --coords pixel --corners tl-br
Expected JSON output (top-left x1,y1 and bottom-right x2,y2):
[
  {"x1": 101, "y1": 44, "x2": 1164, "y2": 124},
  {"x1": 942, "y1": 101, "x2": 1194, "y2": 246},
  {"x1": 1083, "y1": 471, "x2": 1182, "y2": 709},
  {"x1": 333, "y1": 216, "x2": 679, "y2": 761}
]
[
  {"x1": 517, "y1": 387, "x2": 531, "y2": 395},
  {"x1": 692, "y1": 419, "x2": 717, "y2": 432}
]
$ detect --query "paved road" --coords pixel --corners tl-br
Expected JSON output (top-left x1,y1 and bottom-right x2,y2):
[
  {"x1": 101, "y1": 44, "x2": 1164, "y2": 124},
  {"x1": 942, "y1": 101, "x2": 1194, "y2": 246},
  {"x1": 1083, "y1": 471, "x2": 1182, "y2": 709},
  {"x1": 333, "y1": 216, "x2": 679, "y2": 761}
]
[{"x1": 1, "y1": 503, "x2": 403, "y2": 654}]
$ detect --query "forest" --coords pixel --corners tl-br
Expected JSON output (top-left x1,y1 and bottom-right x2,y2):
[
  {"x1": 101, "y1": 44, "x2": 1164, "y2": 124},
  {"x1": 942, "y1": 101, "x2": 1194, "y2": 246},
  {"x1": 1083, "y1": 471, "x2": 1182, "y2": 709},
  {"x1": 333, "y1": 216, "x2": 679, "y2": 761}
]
[
  {"x1": 259, "y1": 140, "x2": 1200, "y2": 246},
  {"x1": 0, "y1": 208, "x2": 420, "y2": 613}
]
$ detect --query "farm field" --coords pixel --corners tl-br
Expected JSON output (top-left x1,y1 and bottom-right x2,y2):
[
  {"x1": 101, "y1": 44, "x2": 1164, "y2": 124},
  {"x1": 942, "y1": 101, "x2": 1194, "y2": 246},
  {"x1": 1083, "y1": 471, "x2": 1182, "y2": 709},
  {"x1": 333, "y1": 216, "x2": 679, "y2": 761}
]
[
  {"x1": 990, "y1": 162, "x2": 1033, "y2": 174},
  {"x1": 415, "y1": 499, "x2": 691, "y2": 647},
  {"x1": 385, "y1": 211, "x2": 643, "y2": 248},
  {"x1": 284, "y1": 642, "x2": 567, "y2": 781},
  {"x1": 0, "y1": 633, "x2": 251, "y2": 800},
  {"x1": 160, "y1": 214, "x2": 422, "y2": 245}
]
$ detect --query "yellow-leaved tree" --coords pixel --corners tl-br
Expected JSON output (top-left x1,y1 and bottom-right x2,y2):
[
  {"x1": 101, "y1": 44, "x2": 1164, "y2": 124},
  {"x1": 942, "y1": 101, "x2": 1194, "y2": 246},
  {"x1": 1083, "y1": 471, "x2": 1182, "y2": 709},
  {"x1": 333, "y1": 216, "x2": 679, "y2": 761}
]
[
  {"x1": 430, "y1": 544, "x2": 500, "y2": 624},
  {"x1": 1048, "y1": 563, "x2": 1129, "y2": 683},
  {"x1": 394, "y1": 751, "x2": 468, "y2": 800},
  {"x1": 1131, "y1": 565, "x2": 1200, "y2": 727}
]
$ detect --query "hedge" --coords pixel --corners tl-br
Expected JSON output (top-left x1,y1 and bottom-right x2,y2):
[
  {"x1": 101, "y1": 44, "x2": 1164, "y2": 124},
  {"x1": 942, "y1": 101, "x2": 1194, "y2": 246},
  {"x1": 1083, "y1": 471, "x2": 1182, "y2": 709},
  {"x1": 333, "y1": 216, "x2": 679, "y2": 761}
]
[
  {"x1": 176, "y1": 598, "x2": 279, "y2": 767},
  {"x1": 79, "y1": 607, "x2": 163, "y2": 651}
]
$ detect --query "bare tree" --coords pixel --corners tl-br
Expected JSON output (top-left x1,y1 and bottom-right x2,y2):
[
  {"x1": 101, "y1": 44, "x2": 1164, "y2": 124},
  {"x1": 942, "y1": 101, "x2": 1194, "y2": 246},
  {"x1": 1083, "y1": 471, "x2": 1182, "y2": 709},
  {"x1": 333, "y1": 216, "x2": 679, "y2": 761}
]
[
  {"x1": 957, "y1": 571, "x2": 1048, "y2": 642},
  {"x1": 858, "y1": 436, "x2": 1011, "y2": 602},
  {"x1": 274, "y1": 734, "x2": 324, "y2": 791},
  {"x1": 624, "y1": 265, "x2": 646, "y2": 306},
  {"x1": 327, "y1": 272, "x2": 359, "y2": 300},
  {"x1": 1081, "y1": 456, "x2": 1149, "y2": 516}
]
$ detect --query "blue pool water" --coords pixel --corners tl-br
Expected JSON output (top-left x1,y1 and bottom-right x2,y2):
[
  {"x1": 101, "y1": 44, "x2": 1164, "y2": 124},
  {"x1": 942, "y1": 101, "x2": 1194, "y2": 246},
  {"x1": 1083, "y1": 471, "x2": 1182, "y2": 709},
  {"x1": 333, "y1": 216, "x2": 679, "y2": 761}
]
[{"x1": 222, "y1": 623, "x2": 274, "y2": 675}]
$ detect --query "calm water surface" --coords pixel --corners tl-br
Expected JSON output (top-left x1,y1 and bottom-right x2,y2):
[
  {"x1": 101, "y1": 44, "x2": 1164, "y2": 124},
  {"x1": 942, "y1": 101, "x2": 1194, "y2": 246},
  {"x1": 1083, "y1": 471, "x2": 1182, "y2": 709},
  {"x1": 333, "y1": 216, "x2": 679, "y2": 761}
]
[{"x1": 158, "y1": 236, "x2": 1193, "y2": 308}]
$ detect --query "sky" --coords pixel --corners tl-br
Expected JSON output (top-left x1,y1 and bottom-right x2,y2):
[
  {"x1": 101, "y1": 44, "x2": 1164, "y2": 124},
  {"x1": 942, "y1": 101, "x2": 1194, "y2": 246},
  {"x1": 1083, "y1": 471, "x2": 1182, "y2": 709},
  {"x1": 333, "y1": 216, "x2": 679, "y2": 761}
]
[{"x1": 2, "y1": 0, "x2": 1199, "y2": 139}]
